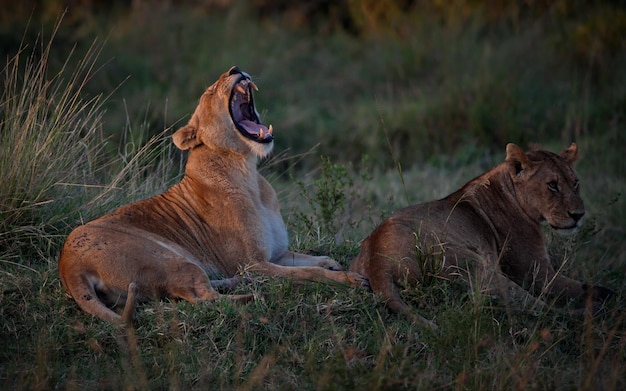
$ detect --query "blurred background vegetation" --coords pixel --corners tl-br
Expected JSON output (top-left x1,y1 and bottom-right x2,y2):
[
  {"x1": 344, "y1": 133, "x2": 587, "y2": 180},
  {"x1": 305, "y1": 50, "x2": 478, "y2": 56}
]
[{"x1": 2, "y1": 0, "x2": 624, "y2": 169}]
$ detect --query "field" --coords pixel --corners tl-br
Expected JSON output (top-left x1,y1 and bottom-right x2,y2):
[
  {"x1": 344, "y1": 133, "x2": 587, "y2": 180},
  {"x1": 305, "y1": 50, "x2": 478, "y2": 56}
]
[{"x1": 1, "y1": 1, "x2": 624, "y2": 390}]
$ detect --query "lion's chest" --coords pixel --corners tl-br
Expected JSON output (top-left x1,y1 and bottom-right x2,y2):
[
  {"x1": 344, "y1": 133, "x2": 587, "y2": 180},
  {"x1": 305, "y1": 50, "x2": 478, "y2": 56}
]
[
  {"x1": 174, "y1": 172, "x2": 289, "y2": 263},
  {"x1": 257, "y1": 203, "x2": 289, "y2": 261}
]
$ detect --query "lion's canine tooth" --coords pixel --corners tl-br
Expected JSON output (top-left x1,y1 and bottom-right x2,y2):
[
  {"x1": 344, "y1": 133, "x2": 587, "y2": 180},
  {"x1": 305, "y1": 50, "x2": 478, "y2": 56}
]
[
  {"x1": 259, "y1": 129, "x2": 265, "y2": 139},
  {"x1": 236, "y1": 85, "x2": 246, "y2": 94},
  {"x1": 249, "y1": 81, "x2": 259, "y2": 91},
  {"x1": 268, "y1": 124, "x2": 273, "y2": 135}
]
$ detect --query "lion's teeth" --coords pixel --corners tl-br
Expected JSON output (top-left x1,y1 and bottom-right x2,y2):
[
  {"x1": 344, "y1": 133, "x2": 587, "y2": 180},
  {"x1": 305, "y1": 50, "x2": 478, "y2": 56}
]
[
  {"x1": 249, "y1": 81, "x2": 259, "y2": 91},
  {"x1": 268, "y1": 124, "x2": 273, "y2": 135},
  {"x1": 236, "y1": 85, "x2": 246, "y2": 94},
  {"x1": 259, "y1": 129, "x2": 265, "y2": 139}
]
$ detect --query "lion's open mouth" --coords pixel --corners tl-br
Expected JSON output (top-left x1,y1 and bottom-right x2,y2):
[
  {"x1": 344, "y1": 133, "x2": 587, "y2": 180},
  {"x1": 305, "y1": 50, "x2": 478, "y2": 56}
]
[{"x1": 229, "y1": 76, "x2": 273, "y2": 144}]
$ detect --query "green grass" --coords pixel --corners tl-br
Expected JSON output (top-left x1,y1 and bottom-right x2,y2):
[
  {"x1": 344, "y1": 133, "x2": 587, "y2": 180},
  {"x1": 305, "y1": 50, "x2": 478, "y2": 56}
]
[{"x1": 1, "y1": 3, "x2": 625, "y2": 390}]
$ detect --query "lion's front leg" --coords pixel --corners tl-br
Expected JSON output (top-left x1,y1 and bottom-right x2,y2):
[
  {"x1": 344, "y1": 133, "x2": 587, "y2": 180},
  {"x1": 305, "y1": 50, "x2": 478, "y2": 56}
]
[
  {"x1": 270, "y1": 251, "x2": 343, "y2": 271},
  {"x1": 487, "y1": 271, "x2": 550, "y2": 314},
  {"x1": 247, "y1": 261, "x2": 369, "y2": 287},
  {"x1": 476, "y1": 253, "x2": 550, "y2": 315}
]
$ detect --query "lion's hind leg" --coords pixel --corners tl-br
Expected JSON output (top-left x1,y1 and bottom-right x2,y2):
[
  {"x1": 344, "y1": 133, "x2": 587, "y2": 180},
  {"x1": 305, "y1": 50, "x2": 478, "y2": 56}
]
[
  {"x1": 210, "y1": 276, "x2": 255, "y2": 302},
  {"x1": 64, "y1": 273, "x2": 127, "y2": 325},
  {"x1": 383, "y1": 289, "x2": 438, "y2": 330},
  {"x1": 365, "y1": 257, "x2": 438, "y2": 330},
  {"x1": 169, "y1": 265, "x2": 253, "y2": 305}
]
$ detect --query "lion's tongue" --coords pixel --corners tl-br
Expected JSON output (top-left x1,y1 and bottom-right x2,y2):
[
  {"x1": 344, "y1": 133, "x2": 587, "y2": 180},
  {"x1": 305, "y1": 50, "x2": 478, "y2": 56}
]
[{"x1": 239, "y1": 119, "x2": 270, "y2": 138}]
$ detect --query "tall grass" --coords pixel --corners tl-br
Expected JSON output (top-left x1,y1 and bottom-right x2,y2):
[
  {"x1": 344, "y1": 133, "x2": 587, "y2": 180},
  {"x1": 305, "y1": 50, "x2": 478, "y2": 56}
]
[
  {"x1": 0, "y1": 21, "x2": 181, "y2": 263},
  {"x1": 0, "y1": 23, "x2": 109, "y2": 261}
]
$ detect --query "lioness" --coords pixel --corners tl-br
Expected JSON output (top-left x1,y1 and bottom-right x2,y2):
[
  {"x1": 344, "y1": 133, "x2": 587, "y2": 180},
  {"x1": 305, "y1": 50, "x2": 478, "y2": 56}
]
[
  {"x1": 349, "y1": 143, "x2": 613, "y2": 328},
  {"x1": 59, "y1": 66, "x2": 366, "y2": 325}
]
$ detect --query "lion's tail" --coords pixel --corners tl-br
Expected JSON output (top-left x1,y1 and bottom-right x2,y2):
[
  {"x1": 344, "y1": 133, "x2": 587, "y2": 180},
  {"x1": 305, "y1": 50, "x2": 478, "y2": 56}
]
[
  {"x1": 64, "y1": 277, "x2": 120, "y2": 324},
  {"x1": 350, "y1": 245, "x2": 438, "y2": 330},
  {"x1": 60, "y1": 270, "x2": 136, "y2": 326},
  {"x1": 121, "y1": 282, "x2": 138, "y2": 325}
]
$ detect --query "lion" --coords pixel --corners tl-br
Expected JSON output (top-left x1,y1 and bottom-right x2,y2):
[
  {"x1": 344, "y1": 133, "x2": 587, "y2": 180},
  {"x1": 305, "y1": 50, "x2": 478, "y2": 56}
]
[
  {"x1": 349, "y1": 143, "x2": 614, "y2": 328},
  {"x1": 58, "y1": 66, "x2": 367, "y2": 326}
]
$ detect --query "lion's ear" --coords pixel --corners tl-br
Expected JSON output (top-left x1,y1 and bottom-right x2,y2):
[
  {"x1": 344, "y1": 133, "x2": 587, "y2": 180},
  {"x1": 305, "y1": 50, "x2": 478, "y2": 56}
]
[
  {"x1": 559, "y1": 143, "x2": 578, "y2": 165},
  {"x1": 505, "y1": 143, "x2": 530, "y2": 174},
  {"x1": 173, "y1": 125, "x2": 201, "y2": 150}
]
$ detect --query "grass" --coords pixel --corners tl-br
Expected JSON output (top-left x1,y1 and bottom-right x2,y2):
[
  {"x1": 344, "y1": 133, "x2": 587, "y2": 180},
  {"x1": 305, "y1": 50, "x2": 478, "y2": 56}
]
[{"x1": 1, "y1": 3, "x2": 625, "y2": 390}]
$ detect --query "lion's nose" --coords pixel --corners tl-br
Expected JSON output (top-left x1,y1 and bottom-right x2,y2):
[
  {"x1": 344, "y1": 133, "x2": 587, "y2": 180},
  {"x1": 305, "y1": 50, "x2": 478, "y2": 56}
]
[
  {"x1": 228, "y1": 66, "x2": 241, "y2": 76},
  {"x1": 568, "y1": 210, "x2": 585, "y2": 222}
]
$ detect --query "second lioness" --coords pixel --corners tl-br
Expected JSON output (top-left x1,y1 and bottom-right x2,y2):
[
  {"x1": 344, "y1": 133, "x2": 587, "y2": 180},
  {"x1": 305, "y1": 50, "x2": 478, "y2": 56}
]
[
  {"x1": 349, "y1": 143, "x2": 613, "y2": 328},
  {"x1": 59, "y1": 66, "x2": 367, "y2": 325}
]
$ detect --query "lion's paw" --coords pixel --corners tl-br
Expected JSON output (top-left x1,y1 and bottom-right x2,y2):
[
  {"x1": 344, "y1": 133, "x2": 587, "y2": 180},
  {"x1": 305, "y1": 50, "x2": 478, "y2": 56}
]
[
  {"x1": 345, "y1": 271, "x2": 370, "y2": 289},
  {"x1": 315, "y1": 256, "x2": 343, "y2": 271}
]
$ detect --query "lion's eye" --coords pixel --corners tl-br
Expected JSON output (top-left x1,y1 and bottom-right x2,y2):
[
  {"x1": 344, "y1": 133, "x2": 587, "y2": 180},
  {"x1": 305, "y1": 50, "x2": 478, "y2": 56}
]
[{"x1": 548, "y1": 181, "x2": 559, "y2": 192}]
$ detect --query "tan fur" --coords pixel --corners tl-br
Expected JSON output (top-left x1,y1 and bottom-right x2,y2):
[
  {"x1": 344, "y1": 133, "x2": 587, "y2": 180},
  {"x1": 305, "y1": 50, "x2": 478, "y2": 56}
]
[
  {"x1": 58, "y1": 67, "x2": 367, "y2": 325},
  {"x1": 350, "y1": 143, "x2": 613, "y2": 328}
]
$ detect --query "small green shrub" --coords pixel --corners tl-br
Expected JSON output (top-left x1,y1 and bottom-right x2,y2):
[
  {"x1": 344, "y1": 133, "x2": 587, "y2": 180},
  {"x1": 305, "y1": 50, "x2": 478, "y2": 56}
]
[
  {"x1": 293, "y1": 157, "x2": 352, "y2": 242},
  {"x1": 290, "y1": 156, "x2": 379, "y2": 252}
]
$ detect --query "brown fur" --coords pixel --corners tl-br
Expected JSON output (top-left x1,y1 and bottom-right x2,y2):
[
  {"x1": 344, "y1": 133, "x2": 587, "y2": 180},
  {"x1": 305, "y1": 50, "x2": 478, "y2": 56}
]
[
  {"x1": 350, "y1": 143, "x2": 613, "y2": 328},
  {"x1": 58, "y1": 67, "x2": 367, "y2": 325}
]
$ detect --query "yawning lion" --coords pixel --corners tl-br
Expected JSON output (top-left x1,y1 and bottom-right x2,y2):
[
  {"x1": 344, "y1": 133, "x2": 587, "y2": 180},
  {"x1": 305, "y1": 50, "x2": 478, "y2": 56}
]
[{"x1": 58, "y1": 66, "x2": 367, "y2": 325}]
